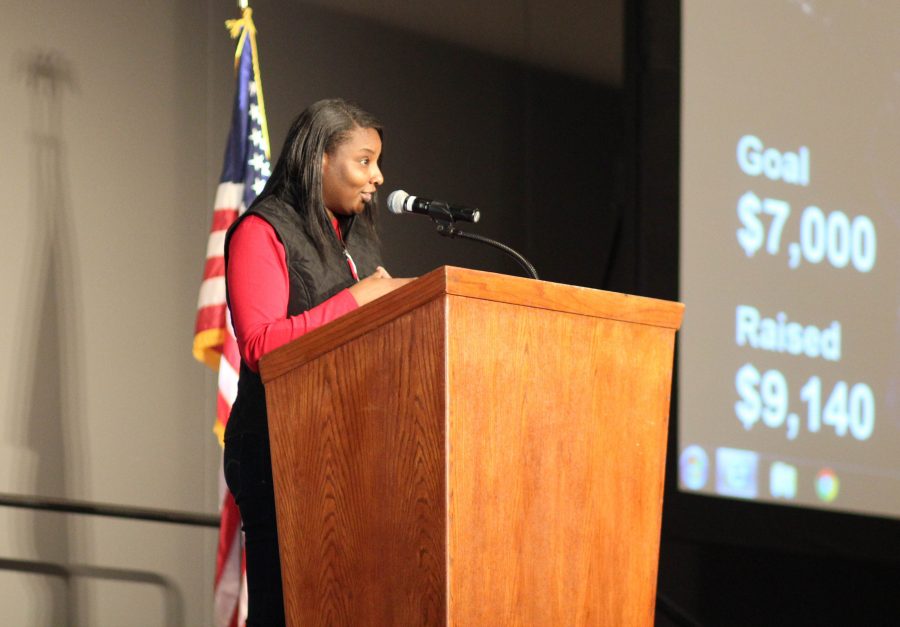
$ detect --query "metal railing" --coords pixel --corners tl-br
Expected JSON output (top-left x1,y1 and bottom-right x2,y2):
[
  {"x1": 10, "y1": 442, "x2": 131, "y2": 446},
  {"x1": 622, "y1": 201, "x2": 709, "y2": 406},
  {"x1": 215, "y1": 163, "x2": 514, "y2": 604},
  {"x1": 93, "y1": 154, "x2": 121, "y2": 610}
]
[{"x1": 0, "y1": 491, "x2": 219, "y2": 527}]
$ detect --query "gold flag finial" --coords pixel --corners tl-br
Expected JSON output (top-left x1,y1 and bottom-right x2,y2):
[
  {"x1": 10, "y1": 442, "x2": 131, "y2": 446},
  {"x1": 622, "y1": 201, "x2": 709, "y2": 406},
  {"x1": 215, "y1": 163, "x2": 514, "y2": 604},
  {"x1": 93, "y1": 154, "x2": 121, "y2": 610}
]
[{"x1": 226, "y1": 7, "x2": 255, "y2": 40}]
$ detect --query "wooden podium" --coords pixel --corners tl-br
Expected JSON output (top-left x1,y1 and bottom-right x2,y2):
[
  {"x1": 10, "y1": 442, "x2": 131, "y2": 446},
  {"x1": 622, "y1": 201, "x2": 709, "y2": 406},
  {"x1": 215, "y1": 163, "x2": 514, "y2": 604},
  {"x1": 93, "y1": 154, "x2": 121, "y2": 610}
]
[{"x1": 259, "y1": 266, "x2": 684, "y2": 626}]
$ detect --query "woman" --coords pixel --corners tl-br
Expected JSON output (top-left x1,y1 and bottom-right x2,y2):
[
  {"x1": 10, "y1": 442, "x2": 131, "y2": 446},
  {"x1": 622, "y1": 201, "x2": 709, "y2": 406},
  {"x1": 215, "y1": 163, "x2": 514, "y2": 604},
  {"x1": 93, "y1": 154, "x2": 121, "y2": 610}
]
[{"x1": 223, "y1": 99, "x2": 411, "y2": 626}]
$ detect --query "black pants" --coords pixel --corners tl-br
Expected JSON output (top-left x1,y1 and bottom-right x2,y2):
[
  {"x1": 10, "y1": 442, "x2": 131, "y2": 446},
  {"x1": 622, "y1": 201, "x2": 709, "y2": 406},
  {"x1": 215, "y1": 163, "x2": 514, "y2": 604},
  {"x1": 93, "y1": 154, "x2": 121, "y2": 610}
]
[{"x1": 223, "y1": 434, "x2": 286, "y2": 627}]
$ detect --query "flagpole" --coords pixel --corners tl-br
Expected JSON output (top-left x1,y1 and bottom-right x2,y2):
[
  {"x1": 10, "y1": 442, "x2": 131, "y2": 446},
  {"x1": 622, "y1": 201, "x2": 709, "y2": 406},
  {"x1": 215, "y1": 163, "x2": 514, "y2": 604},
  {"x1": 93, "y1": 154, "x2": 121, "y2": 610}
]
[{"x1": 201, "y1": 2, "x2": 271, "y2": 625}]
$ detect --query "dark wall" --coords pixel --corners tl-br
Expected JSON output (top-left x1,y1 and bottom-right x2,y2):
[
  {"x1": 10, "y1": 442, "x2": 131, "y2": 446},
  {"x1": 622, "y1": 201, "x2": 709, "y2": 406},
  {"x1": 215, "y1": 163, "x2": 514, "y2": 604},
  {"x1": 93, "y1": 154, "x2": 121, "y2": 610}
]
[
  {"x1": 247, "y1": 1, "x2": 623, "y2": 284},
  {"x1": 517, "y1": 68, "x2": 623, "y2": 289}
]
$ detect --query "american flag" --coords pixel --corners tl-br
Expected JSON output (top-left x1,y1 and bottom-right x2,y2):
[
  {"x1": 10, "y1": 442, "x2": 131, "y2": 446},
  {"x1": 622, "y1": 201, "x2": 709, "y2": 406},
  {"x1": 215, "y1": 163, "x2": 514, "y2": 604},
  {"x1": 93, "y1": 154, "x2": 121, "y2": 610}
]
[{"x1": 193, "y1": 8, "x2": 271, "y2": 627}]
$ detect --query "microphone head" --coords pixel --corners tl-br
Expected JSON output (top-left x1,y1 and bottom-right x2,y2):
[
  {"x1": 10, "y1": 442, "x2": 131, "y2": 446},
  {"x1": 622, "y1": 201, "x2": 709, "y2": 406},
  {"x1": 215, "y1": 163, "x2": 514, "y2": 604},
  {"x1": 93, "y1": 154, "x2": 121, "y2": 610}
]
[{"x1": 387, "y1": 189, "x2": 409, "y2": 214}]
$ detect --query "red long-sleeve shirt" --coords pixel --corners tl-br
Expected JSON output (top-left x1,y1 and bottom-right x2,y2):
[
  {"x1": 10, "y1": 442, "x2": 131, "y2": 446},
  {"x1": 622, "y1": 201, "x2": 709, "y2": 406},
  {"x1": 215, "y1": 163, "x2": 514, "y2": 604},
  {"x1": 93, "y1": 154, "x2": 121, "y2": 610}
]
[{"x1": 226, "y1": 215, "x2": 358, "y2": 372}]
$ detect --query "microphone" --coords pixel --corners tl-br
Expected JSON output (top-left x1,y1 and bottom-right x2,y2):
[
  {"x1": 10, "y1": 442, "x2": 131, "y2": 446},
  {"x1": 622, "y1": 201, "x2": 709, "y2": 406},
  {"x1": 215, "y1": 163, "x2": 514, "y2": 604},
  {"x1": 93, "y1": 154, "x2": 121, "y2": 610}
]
[
  {"x1": 387, "y1": 190, "x2": 481, "y2": 224},
  {"x1": 386, "y1": 189, "x2": 538, "y2": 279}
]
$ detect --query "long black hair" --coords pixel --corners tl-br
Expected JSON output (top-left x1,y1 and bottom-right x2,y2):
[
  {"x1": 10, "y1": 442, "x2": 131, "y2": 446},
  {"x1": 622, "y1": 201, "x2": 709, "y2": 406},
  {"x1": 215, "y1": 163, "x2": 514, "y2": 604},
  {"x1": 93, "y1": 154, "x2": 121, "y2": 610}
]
[{"x1": 254, "y1": 98, "x2": 383, "y2": 257}]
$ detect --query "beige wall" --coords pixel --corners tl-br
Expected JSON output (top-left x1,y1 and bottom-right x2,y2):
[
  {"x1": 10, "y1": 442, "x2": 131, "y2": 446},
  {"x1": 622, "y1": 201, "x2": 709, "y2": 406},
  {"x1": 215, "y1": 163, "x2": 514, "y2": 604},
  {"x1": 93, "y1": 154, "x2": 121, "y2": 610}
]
[{"x1": 1, "y1": 0, "x2": 220, "y2": 624}]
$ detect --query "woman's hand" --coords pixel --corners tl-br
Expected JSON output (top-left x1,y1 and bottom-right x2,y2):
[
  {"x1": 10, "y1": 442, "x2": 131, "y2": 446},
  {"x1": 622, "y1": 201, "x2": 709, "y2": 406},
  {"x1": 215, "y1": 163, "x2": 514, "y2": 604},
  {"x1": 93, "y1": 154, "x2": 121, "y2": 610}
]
[{"x1": 347, "y1": 266, "x2": 415, "y2": 306}]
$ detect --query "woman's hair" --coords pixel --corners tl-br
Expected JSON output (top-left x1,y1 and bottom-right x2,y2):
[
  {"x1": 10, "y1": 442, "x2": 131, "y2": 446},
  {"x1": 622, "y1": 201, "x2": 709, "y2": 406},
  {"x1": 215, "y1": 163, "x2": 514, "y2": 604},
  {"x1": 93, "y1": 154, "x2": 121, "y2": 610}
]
[{"x1": 255, "y1": 98, "x2": 383, "y2": 257}]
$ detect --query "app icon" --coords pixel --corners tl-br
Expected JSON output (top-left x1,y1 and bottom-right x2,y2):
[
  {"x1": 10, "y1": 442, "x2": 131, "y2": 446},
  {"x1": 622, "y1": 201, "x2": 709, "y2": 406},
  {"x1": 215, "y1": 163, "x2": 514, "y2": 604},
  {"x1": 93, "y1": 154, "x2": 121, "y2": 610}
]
[
  {"x1": 769, "y1": 461, "x2": 798, "y2": 499},
  {"x1": 715, "y1": 447, "x2": 759, "y2": 499},
  {"x1": 679, "y1": 445, "x2": 709, "y2": 490},
  {"x1": 815, "y1": 468, "x2": 840, "y2": 502}
]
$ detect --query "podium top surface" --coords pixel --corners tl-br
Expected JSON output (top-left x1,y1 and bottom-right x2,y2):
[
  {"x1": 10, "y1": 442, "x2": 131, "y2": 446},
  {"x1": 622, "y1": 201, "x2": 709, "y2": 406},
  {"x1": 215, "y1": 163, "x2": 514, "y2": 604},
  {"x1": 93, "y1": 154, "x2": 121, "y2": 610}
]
[{"x1": 260, "y1": 266, "x2": 684, "y2": 384}]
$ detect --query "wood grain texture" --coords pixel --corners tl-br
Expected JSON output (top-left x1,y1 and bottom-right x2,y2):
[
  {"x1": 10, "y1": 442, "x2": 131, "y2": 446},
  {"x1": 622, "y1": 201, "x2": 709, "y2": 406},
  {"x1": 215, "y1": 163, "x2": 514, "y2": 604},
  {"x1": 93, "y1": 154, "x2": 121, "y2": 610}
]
[
  {"x1": 266, "y1": 299, "x2": 447, "y2": 626},
  {"x1": 260, "y1": 268, "x2": 448, "y2": 384},
  {"x1": 443, "y1": 266, "x2": 684, "y2": 331},
  {"x1": 261, "y1": 267, "x2": 682, "y2": 626},
  {"x1": 447, "y1": 296, "x2": 676, "y2": 626},
  {"x1": 259, "y1": 266, "x2": 684, "y2": 384}
]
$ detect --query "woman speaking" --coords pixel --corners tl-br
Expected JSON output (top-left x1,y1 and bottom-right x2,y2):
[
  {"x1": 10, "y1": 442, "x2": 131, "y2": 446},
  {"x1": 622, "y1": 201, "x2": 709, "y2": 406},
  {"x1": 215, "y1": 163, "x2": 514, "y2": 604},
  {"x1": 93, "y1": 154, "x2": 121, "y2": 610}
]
[{"x1": 223, "y1": 99, "x2": 411, "y2": 626}]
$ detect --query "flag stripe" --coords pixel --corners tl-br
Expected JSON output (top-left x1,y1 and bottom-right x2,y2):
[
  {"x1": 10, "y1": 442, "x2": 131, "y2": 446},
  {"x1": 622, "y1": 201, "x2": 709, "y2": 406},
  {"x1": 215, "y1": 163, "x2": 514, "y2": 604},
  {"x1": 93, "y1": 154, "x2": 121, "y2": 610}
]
[
  {"x1": 215, "y1": 182, "x2": 245, "y2": 210},
  {"x1": 203, "y1": 256, "x2": 226, "y2": 282},
  {"x1": 221, "y1": 323, "x2": 241, "y2": 371},
  {"x1": 195, "y1": 304, "x2": 227, "y2": 336},
  {"x1": 218, "y1": 360, "x2": 239, "y2": 408},
  {"x1": 212, "y1": 208, "x2": 240, "y2": 232},
  {"x1": 216, "y1": 391, "x2": 232, "y2": 426},
  {"x1": 197, "y1": 276, "x2": 227, "y2": 309},
  {"x1": 214, "y1": 501, "x2": 243, "y2": 625},
  {"x1": 205, "y1": 231, "x2": 228, "y2": 260},
  {"x1": 215, "y1": 494, "x2": 243, "y2": 586}
]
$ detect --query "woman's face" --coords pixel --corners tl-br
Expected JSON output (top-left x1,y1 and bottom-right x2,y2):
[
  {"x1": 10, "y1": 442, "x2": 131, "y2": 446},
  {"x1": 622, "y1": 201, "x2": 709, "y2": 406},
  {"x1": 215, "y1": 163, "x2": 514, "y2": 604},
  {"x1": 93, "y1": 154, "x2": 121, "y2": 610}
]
[{"x1": 322, "y1": 125, "x2": 384, "y2": 218}]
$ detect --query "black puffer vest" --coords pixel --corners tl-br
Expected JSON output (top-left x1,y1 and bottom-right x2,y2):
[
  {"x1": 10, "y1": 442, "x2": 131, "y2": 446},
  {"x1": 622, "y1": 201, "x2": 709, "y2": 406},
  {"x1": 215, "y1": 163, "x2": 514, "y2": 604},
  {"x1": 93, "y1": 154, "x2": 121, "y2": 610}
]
[{"x1": 222, "y1": 195, "x2": 383, "y2": 442}]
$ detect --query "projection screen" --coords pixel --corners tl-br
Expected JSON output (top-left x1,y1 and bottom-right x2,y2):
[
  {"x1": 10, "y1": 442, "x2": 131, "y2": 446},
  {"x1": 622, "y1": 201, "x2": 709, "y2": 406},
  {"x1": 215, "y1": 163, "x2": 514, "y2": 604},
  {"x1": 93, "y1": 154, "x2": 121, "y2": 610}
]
[{"x1": 679, "y1": 0, "x2": 900, "y2": 519}]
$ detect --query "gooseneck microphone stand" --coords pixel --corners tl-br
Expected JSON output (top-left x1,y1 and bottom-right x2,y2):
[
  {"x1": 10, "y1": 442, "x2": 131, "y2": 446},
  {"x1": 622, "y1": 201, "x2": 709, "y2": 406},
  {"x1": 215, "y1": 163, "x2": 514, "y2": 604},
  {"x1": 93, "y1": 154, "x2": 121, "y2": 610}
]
[{"x1": 425, "y1": 203, "x2": 540, "y2": 280}]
